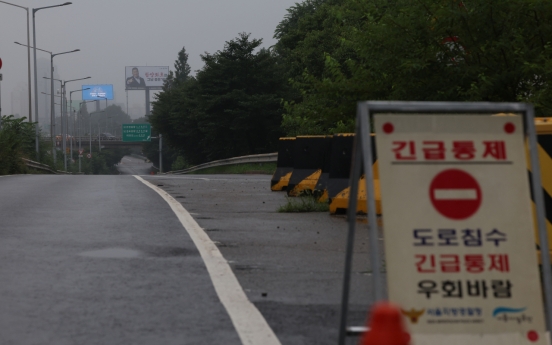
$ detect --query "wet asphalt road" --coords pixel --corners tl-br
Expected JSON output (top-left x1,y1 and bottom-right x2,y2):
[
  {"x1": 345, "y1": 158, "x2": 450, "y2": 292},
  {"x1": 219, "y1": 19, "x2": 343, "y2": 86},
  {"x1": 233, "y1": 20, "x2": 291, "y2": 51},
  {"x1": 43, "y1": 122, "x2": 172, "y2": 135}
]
[
  {"x1": 0, "y1": 174, "x2": 240, "y2": 345},
  {"x1": 140, "y1": 173, "x2": 385, "y2": 345},
  {"x1": 116, "y1": 155, "x2": 153, "y2": 175},
  {"x1": 0, "y1": 157, "x2": 382, "y2": 344}
]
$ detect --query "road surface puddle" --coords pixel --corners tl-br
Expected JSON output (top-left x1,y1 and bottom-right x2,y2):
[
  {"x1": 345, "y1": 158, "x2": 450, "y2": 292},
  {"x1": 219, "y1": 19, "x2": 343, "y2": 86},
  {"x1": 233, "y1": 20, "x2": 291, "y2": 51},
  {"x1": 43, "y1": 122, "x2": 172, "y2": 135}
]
[{"x1": 79, "y1": 248, "x2": 141, "y2": 259}]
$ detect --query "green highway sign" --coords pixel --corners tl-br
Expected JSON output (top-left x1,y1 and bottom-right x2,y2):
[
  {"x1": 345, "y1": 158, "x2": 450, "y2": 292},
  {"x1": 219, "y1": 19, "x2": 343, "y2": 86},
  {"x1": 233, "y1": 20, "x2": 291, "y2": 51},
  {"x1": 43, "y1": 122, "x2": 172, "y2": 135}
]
[{"x1": 122, "y1": 123, "x2": 151, "y2": 142}]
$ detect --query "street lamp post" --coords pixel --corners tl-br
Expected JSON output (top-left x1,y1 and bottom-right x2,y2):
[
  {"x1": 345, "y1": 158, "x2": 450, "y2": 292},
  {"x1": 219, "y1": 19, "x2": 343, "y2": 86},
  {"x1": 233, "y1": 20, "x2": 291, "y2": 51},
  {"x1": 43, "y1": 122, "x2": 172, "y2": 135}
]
[
  {"x1": 96, "y1": 96, "x2": 108, "y2": 143},
  {"x1": 0, "y1": 1, "x2": 31, "y2": 124},
  {"x1": 31, "y1": 2, "x2": 72, "y2": 159},
  {"x1": 89, "y1": 110, "x2": 104, "y2": 157},
  {"x1": 42, "y1": 77, "x2": 62, "y2": 136},
  {"x1": 69, "y1": 87, "x2": 89, "y2": 166},
  {"x1": 62, "y1": 78, "x2": 90, "y2": 170},
  {"x1": 41, "y1": 90, "x2": 61, "y2": 153},
  {"x1": 15, "y1": 41, "x2": 79, "y2": 165},
  {"x1": 45, "y1": 76, "x2": 90, "y2": 170},
  {"x1": 78, "y1": 100, "x2": 94, "y2": 173},
  {"x1": 43, "y1": 76, "x2": 63, "y2": 165},
  {"x1": 50, "y1": 49, "x2": 80, "y2": 165}
]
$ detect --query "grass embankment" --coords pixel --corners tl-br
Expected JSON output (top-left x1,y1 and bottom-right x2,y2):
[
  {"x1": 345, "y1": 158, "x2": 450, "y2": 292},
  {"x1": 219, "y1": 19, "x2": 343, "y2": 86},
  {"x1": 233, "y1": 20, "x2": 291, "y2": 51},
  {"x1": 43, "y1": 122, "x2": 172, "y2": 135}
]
[
  {"x1": 278, "y1": 190, "x2": 330, "y2": 213},
  {"x1": 278, "y1": 195, "x2": 330, "y2": 212},
  {"x1": 189, "y1": 162, "x2": 276, "y2": 175}
]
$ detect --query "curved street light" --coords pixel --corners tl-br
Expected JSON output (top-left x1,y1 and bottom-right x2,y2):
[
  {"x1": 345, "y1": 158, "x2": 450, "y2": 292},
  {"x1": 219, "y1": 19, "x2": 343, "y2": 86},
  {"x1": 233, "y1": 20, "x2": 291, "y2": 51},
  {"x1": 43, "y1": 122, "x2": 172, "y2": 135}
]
[
  {"x1": 50, "y1": 49, "x2": 80, "y2": 164},
  {"x1": 61, "y1": 77, "x2": 90, "y2": 170},
  {"x1": 31, "y1": 2, "x2": 72, "y2": 158},
  {"x1": 78, "y1": 99, "x2": 95, "y2": 173},
  {"x1": 68, "y1": 87, "x2": 89, "y2": 166},
  {"x1": 44, "y1": 76, "x2": 91, "y2": 164},
  {"x1": 89, "y1": 110, "x2": 105, "y2": 154},
  {"x1": 94, "y1": 96, "x2": 109, "y2": 137},
  {"x1": 15, "y1": 41, "x2": 79, "y2": 164}
]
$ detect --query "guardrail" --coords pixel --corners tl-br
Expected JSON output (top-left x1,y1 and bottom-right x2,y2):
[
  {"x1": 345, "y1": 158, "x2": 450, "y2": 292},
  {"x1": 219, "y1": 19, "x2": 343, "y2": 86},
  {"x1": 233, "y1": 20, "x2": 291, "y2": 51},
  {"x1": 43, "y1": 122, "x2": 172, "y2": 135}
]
[
  {"x1": 167, "y1": 152, "x2": 277, "y2": 175},
  {"x1": 22, "y1": 152, "x2": 277, "y2": 175},
  {"x1": 22, "y1": 159, "x2": 71, "y2": 175}
]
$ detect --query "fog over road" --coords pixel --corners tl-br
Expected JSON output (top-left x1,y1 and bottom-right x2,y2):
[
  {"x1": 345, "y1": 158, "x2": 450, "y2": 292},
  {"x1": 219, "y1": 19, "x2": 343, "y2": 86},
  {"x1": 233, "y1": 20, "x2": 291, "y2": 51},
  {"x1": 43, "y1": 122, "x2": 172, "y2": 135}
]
[
  {"x1": 116, "y1": 155, "x2": 153, "y2": 175},
  {"x1": 0, "y1": 174, "x2": 380, "y2": 344}
]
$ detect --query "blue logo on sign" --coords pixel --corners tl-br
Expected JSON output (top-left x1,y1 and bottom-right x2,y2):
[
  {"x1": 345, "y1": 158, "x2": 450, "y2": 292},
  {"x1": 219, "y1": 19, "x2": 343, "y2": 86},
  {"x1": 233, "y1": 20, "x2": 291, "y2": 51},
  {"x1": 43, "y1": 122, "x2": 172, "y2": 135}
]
[{"x1": 493, "y1": 307, "x2": 527, "y2": 317}]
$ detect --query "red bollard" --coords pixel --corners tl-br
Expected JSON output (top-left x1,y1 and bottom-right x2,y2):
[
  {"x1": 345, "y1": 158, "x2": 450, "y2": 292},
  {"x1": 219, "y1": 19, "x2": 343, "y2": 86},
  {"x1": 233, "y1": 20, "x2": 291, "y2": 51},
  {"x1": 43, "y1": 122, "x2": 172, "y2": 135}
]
[{"x1": 359, "y1": 302, "x2": 410, "y2": 345}]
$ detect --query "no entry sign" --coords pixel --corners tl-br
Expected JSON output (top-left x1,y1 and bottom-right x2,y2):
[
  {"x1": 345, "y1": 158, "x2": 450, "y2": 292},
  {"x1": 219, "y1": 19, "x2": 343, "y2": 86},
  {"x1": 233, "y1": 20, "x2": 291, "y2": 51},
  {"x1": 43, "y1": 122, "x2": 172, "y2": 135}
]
[
  {"x1": 374, "y1": 114, "x2": 545, "y2": 345},
  {"x1": 429, "y1": 169, "x2": 482, "y2": 220}
]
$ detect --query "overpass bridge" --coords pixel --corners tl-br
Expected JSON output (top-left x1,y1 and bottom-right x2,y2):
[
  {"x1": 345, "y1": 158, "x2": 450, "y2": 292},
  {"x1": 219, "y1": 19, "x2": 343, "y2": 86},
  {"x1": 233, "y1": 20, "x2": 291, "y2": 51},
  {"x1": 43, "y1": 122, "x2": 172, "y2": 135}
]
[{"x1": 47, "y1": 137, "x2": 146, "y2": 150}]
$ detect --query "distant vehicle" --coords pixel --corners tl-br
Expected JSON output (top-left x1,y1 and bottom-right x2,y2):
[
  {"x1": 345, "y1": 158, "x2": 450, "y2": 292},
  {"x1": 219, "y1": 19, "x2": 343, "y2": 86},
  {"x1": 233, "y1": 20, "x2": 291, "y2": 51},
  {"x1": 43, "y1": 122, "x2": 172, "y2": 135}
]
[
  {"x1": 98, "y1": 132, "x2": 116, "y2": 140},
  {"x1": 55, "y1": 134, "x2": 74, "y2": 142}
]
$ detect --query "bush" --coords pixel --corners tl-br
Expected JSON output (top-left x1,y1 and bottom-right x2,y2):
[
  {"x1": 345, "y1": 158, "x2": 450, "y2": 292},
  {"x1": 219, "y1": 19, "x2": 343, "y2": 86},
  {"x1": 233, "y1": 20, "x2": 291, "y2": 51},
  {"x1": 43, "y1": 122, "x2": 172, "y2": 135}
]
[{"x1": 0, "y1": 116, "x2": 35, "y2": 175}]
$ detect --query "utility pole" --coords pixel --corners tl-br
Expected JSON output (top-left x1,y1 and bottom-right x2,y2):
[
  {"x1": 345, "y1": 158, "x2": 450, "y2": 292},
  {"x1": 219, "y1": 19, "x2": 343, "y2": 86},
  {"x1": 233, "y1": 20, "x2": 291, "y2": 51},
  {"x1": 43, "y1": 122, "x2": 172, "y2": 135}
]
[{"x1": 159, "y1": 134, "x2": 162, "y2": 173}]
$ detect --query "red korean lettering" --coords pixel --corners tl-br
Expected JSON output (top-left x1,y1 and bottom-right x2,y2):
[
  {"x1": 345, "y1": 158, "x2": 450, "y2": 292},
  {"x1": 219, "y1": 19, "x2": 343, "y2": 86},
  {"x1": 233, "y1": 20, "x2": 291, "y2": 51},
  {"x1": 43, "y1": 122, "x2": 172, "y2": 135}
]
[
  {"x1": 465, "y1": 254, "x2": 484, "y2": 273},
  {"x1": 453, "y1": 141, "x2": 476, "y2": 160},
  {"x1": 415, "y1": 254, "x2": 436, "y2": 273},
  {"x1": 392, "y1": 141, "x2": 416, "y2": 160},
  {"x1": 423, "y1": 141, "x2": 445, "y2": 160},
  {"x1": 483, "y1": 141, "x2": 507, "y2": 160},
  {"x1": 489, "y1": 254, "x2": 510, "y2": 272},
  {"x1": 440, "y1": 254, "x2": 460, "y2": 273}
]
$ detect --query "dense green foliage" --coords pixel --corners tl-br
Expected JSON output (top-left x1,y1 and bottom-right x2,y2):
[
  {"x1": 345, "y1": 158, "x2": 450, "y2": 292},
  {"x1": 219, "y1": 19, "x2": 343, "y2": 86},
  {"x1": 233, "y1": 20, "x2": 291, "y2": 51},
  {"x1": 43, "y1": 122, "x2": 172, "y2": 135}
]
[
  {"x1": 149, "y1": 34, "x2": 287, "y2": 166},
  {"x1": 69, "y1": 146, "x2": 131, "y2": 175},
  {"x1": 0, "y1": 111, "x2": 132, "y2": 175},
  {"x1": 141, "y1": 0, "x2": 552, "y2": 171},
  {"x1": 277, "y1": 0, "x2": 552, "y2": 134}
]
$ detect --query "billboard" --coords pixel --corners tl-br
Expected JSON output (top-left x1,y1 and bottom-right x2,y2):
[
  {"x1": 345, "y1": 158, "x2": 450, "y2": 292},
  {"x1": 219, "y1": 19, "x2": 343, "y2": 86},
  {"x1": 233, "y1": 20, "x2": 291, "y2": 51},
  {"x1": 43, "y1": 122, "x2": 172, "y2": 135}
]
[
  {"x1": 82, "y1": 84, "x2": 114, "y2": 100},
  {"x1": 125, "y1": 66, "x2": 169, "y2": 90}
]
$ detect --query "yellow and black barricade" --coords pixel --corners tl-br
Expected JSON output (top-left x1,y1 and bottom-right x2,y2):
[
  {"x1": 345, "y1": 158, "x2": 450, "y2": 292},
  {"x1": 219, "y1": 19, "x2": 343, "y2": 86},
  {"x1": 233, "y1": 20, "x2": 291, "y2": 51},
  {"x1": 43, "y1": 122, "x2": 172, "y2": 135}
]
[
  {"x1": 314, "y1": 135, "x2": 336, "y2": 202},
  {"x1": 328, "y1": 134, "x2": 381, "y2": 214},
  {"x1": 531, "y1": 118, "x2": 552, "y2": 262},
  {"x1": 287, "y1": 135, "x2": 333, "y2": 196},
  {"x1": 270, "y1": 137, "x2": 296, "y2": 191}
]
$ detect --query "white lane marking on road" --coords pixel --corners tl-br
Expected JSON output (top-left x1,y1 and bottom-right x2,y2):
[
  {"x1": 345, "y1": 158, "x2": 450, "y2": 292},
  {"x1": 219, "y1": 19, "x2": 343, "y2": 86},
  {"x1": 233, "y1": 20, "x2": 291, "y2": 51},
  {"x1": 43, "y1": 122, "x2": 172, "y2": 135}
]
[{"x1": 134, "y1": 175, "x2": 281, "y2": 345}]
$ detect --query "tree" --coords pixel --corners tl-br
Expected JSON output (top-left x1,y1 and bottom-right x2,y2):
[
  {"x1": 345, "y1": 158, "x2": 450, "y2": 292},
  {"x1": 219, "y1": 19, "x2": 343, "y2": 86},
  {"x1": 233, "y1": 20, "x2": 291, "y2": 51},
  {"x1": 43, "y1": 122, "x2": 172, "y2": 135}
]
[
  {"x1": 174, "y1": 46, "x2": 192, "y2": 83},
  {"x1": 150, "y1": 33, "x2": 287, "y2": 165},
  {"x1": 277, "y1": 0, "x2": 552, "y2": 135},
  {"x1": 103, "y1": 105, "x2": 132, "y2": 137},
  {"x1": 0, "y1": 115, "x2": 35, "y2": 174},
  {"x1": 273, "y1": 0, "x2": 336, "y2": 79},
  {"x1": 192, "y1": 33, "x2": 286, "y2": 161}
]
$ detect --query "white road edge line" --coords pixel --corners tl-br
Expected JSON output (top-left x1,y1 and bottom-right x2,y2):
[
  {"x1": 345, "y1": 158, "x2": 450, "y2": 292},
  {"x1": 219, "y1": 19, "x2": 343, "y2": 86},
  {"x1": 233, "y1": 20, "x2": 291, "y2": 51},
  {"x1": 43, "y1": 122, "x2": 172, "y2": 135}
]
[{"x1": 134, "y1": 175, "x2": 281, "y2": 345}]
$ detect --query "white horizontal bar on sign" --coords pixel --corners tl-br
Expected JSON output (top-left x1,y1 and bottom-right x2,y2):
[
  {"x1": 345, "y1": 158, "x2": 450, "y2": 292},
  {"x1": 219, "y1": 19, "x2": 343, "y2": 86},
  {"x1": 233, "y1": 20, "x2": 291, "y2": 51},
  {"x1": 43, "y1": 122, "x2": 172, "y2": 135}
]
[{"x1": 433, "y1": 189, "x2": 477, "y2": 200}]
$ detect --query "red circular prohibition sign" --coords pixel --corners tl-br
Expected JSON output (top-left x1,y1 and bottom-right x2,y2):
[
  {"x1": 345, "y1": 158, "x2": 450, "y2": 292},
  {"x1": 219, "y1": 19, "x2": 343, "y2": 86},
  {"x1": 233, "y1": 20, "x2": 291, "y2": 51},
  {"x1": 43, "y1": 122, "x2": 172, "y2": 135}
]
[{"x1": 429, "y1": 169, "x2": 482, "y2": 220}]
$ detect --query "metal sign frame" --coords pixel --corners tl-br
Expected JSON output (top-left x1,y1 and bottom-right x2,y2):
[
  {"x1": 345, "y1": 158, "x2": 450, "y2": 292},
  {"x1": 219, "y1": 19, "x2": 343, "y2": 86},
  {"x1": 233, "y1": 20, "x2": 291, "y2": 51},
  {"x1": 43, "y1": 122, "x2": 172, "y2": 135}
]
[{"x1": 338, "y1": 101, "x2": 552, "y2": 344}]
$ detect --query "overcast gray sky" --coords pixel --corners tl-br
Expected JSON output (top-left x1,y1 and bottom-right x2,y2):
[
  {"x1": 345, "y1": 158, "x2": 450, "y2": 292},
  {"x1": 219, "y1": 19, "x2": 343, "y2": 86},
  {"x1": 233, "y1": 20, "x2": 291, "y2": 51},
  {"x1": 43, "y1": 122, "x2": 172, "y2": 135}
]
[{"x1": 0, "y1": 0, "x2": 298, "y2": 120}]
